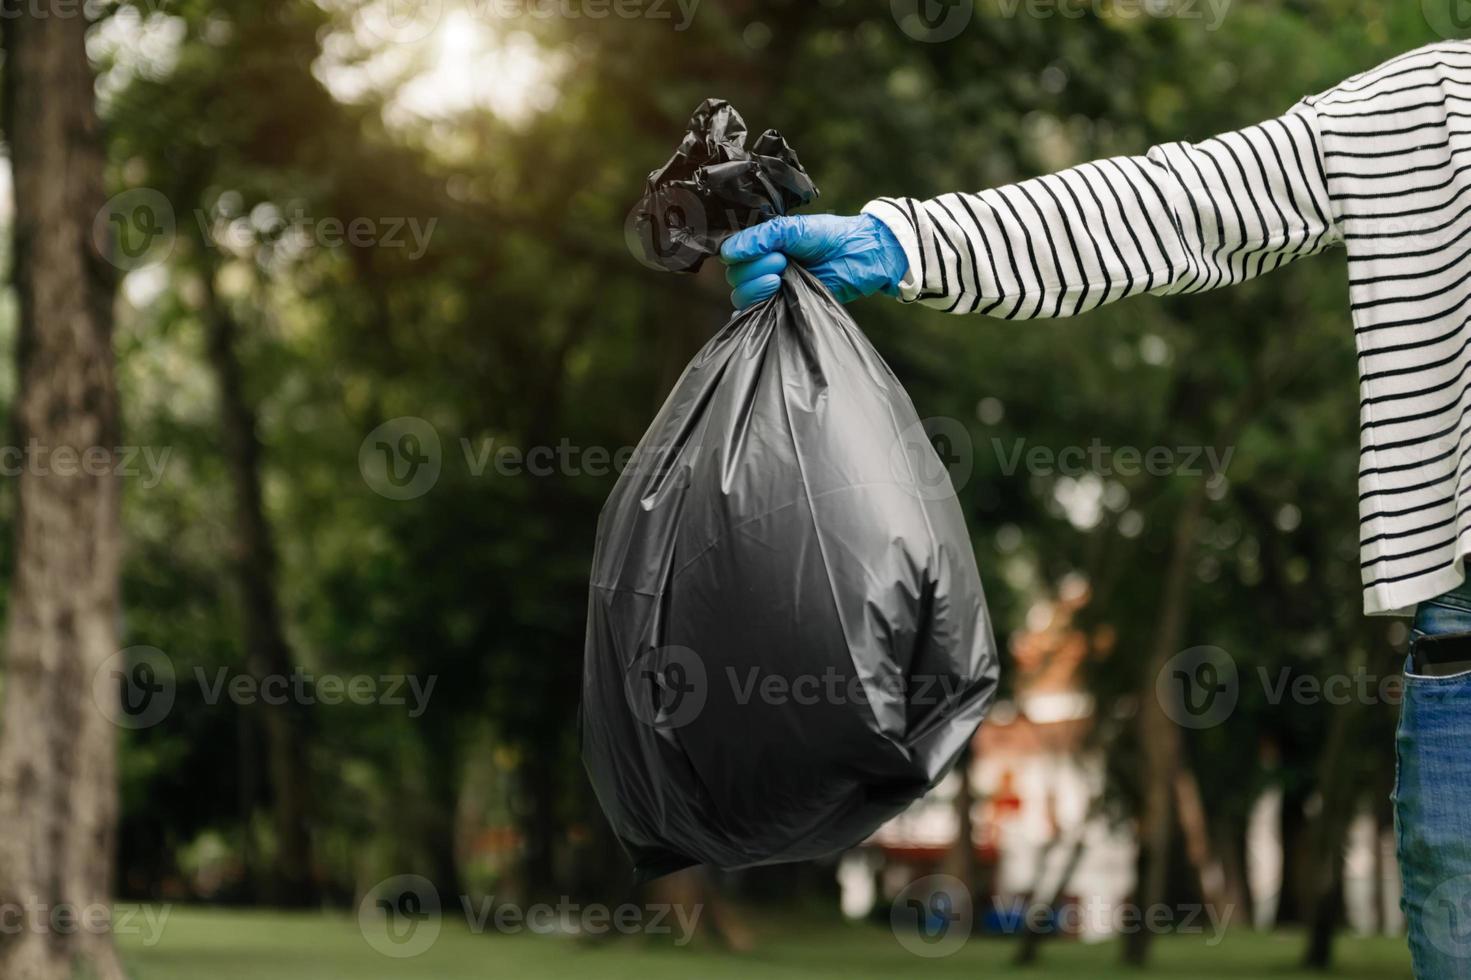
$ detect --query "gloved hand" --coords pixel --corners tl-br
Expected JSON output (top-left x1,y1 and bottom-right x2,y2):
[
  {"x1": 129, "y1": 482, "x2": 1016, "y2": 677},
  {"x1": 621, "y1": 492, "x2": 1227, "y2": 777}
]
[{"x1": 720, "y1": 213, "x2": 910, "y2": 310}]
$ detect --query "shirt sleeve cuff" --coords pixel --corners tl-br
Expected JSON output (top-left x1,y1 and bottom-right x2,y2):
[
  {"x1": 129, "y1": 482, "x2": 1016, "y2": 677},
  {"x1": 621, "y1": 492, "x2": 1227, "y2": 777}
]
[{"x1": 861, "y1": 198, "x2": 925, "y2": 303}]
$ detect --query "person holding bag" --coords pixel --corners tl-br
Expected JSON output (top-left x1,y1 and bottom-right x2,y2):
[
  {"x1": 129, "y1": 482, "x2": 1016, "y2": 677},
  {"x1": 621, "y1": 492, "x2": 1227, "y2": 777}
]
[{"x1": 722, "y1": 40, "x2": 1471, "y2": 979}]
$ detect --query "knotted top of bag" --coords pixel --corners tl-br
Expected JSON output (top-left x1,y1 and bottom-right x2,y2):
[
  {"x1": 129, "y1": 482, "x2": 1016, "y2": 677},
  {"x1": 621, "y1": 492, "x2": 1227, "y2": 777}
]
[{"x1": 631, "y1": 99, "x2": 819, "y2": 274}]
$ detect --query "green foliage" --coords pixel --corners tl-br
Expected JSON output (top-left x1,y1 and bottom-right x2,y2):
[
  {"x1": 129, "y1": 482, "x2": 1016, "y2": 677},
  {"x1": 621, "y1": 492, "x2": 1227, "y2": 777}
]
[{"x1": 70, "y1": 0, "x2": 1438, "y2": 913}]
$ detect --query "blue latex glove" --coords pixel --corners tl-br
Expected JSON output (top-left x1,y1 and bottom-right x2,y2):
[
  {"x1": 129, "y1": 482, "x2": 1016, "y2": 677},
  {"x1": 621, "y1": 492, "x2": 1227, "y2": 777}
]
[{"x1": 720, "y1": 213, "x2": 910, "y2": 310}]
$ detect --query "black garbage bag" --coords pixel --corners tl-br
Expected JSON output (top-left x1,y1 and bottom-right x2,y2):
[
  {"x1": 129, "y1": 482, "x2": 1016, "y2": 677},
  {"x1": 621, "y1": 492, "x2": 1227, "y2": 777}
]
[
  {"x1": 582, "y1": 99, "x2": 999, "y2": 880},
  {"x1": 628, "y1": 97, "x2": 818, "y2": 274}
]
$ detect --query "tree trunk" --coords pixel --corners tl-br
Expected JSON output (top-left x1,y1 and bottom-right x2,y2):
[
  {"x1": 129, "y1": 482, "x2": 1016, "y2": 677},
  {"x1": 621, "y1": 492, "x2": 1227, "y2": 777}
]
[
  {"x1": 1372, "y1": 789, "x2": 1391, "y2": 936},
  {"x1": 0, "y1": 7, "x2": 127, "y2": 978},
  {"x1": 198, "y1": 259, "x2": 317, "y2": 905},
  {"x1": 422, "y1": 737, "x2": 463, "y2": 904},
  {"x1": 1304, "y1": 862, "x2": 1345, "y2": 970},
  {"x1": 1301, "y1": 665, "x2": 1365, "y2": 970},
  {"x1": 1277, "y1": 784, "x2": 1309, "y2": 926},
  {"x1": 1122, "y1": 484, "x2": 1206, "y2": 967},
  {"x1": 1174, "y1": 765, "x2": 1227, "y2": 911},
  {"x1": 942, "y1": 745, "x2": 978, "y2": 892},
  {"x1": 236, "y1": 704, "x2": 259, "y2": 901},
  {"x1": 1015, "y1": 824, "x2": 1088, "y2": 965},
  {"x1": 518, "y1": 758, "x2": 559, "y2": 900},
  {"x1": 1216, "y1": 816, "x2": 1253, "y2": 930}
]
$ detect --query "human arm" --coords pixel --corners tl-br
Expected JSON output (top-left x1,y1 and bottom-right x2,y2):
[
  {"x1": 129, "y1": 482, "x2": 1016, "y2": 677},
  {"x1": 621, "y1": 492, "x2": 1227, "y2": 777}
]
[{"x1": 723, "y1": 101, "x2": 1340, "y2": 314}]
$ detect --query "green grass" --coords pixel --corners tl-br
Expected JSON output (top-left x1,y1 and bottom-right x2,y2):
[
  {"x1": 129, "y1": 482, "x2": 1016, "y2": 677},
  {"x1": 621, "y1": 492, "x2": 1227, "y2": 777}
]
[{"x1": 117, "y1": 906, "x2": 1414, "y2": 979}]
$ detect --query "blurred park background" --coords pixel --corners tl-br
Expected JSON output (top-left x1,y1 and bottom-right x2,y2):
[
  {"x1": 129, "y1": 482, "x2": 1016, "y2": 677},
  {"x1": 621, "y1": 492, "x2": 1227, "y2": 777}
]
[{"x1": 0, "y1": 0, "x2": 1460, "y2": 977}]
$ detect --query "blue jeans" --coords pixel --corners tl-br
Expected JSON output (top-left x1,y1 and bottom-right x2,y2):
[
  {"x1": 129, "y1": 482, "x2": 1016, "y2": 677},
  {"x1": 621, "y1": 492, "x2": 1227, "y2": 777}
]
[{"x1": 1399, "y1": 580, "x2": 1471, "y2": 978}]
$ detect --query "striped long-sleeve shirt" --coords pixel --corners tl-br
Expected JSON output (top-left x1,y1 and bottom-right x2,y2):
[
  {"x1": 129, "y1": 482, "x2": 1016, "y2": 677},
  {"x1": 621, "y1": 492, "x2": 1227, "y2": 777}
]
[{"x1": 865, "y1": 40, "x2": 1471, "y2": 616}]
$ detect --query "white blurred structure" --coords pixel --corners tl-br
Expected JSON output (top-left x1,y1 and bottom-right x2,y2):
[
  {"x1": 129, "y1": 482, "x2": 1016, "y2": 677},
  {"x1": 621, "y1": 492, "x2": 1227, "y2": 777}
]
[
  {"x1": 848, "y1": 581, "x2": 1136, "y2": 941},
  {"x1": 842, "y1": 578, "x2": 1403, "y2": 942}
]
